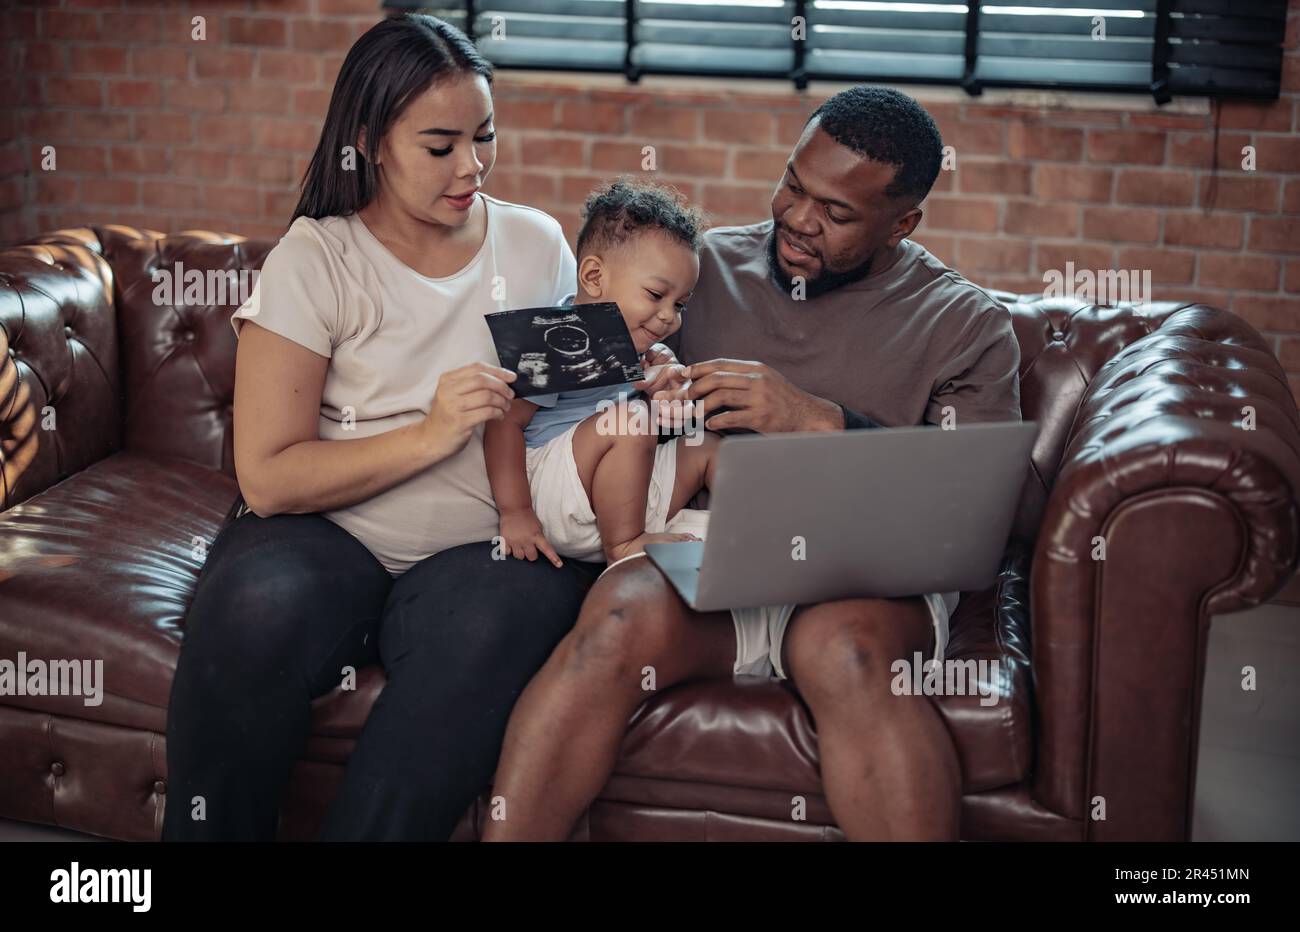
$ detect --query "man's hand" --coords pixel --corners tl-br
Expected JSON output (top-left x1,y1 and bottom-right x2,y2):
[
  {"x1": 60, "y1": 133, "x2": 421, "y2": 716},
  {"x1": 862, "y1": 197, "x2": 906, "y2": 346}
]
[
  {"x1": 662, "y1": 358, "x2": 845, "y2": 433},
  {"x1": 499, "y1": 508, "x2": 563, "y2": 568}
]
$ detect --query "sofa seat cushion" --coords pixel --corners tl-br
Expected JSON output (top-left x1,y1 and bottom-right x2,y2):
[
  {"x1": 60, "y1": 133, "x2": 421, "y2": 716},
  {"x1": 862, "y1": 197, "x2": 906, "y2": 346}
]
[
  {"x1": 0, "y1": 452, "x2": 238, "y2": 726},
  {"x1": 1, "y1": 451, "x2": 1035, "y2": 806},
  {"x1": 0, "y1": 453, "x2": 396, "y2": 742}
]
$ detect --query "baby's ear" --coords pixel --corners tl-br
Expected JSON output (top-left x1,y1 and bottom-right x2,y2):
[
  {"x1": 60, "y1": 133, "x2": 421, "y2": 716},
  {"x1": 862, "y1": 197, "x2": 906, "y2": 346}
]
[{"x1": 576, "y1": 254, "x2": 604, "y2": 298}]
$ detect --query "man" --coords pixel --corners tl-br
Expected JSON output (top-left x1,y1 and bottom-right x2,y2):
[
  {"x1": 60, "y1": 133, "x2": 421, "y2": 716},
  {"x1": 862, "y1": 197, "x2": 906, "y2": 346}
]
[{"x1": 482, "y1": 86, "x2": 1021, "y2": 841}]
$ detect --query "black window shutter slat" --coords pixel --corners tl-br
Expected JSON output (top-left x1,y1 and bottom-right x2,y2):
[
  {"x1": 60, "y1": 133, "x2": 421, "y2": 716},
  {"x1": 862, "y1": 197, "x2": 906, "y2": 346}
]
[
  {"x1": 380, "y1": 0, "x2": 1287, "y2": 102},
  {"x1": 1175, "y1": 0, "x2": 1287, "y2": 18},
  {"x1": 961, "y1": 0, "x2": 982, "y2": 96},
  {"x1": 624, "y1": 0, "x2": 638, "y2": 83}
]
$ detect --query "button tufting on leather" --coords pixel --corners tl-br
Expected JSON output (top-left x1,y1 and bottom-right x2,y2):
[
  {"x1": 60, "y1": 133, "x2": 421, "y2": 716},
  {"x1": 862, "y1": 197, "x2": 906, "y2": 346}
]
[
  {"x1": 1052, "y1": 330, "x2": 1066, "y2": 341},
  {"x1": 182, "y1": 330, "x2": 195, "y2": 342},
  {"x1": 6, "y1": 347, "x2": 13, "y2": 358},
  {"x1": 154, "y1": 780, "x2": 166, "y2": 795},
  {"x1": 50, "y1": 761, "x2": 65, "y2": 777},
  {"x1": 64, "y1": 325, "x2": 73, "y2": 337}
]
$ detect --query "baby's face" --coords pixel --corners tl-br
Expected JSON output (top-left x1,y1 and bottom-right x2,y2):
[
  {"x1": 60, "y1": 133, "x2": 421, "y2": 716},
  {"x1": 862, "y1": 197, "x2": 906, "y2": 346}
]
[{"x1": 592, "y1": 233, "x2": 699, "y2": 354}]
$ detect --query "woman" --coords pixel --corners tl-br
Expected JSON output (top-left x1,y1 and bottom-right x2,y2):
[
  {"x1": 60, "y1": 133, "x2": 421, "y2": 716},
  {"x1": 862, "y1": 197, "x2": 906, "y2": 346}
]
[{"x1": 163, "y1": 14, "x2": 601, "y2": 840}]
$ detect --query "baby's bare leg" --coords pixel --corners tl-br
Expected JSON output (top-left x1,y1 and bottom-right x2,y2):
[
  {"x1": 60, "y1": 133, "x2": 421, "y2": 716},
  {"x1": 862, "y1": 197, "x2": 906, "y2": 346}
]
[
  {"x1": 571, "y1": 402, "x2": 695, "y2": 562},
  {"x1": 665, "y1": 431, "x2": 721, "y2": 518}
]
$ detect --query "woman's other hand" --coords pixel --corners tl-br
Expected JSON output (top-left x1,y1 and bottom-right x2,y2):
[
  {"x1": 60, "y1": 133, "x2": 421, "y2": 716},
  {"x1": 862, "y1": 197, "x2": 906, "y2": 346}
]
[
  {"x1": 499, "y1": 507, "x2": 563, "y2": 567},
  {"x1": 421, "y1": 361, "x2": 517, "y2": 462}
]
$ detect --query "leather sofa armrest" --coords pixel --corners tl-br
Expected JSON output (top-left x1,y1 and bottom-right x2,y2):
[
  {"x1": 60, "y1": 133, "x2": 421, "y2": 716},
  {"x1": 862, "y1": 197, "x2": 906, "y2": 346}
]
[
  {"x1": 1029, "y1": 304, "x2": 1300, "y2": 840},
  {"x1": 1, "y1": 240, "x2": 122, "y2": 509}
]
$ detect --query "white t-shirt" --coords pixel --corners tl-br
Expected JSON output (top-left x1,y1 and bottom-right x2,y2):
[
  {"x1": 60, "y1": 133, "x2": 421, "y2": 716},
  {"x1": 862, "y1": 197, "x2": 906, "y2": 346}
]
[{"x1": 230, "y1": 195, "x2": 576, "y2": 575}]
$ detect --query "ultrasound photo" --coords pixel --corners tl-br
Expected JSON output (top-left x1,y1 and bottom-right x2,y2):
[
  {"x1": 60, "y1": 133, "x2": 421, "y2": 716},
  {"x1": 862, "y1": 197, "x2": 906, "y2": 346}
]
[{"x1": 485, "y1": 302, "x2": 645, "y2": 398}]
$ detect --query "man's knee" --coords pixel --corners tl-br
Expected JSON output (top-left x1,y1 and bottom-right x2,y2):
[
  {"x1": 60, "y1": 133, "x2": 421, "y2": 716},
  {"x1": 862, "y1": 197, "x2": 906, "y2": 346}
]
[
  {"x1": 787, "y1": 598, "x2": 929, "y2": 698},
  {"x1": 563, "y1": 561, "x2": 677, "y2": 680}
]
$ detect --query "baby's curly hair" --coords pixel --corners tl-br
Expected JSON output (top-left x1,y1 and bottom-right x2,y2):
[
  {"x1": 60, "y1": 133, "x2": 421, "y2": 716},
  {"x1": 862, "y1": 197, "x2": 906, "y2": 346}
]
[{"x1": 576, "y1": 178, "x2": 706, "y2": 259}]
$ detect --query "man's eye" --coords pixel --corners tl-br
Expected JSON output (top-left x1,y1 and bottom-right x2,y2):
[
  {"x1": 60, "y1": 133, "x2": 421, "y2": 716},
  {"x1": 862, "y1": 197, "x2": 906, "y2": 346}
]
[{"x1": 827, "y1": 210, "x2": 847, "y2": 224}]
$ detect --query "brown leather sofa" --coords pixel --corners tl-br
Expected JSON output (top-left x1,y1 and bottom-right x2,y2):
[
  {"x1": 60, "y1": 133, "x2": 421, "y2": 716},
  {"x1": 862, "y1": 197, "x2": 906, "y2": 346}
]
[{"x1": 1, "y1": 224, "x2": 1297, "y2": 842}]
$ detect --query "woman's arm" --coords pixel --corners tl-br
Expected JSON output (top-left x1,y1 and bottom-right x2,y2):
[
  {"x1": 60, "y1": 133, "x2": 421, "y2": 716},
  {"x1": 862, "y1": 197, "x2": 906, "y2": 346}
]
[{"x1": 233, "y1": 321, "x2": 515, "y2": 516}]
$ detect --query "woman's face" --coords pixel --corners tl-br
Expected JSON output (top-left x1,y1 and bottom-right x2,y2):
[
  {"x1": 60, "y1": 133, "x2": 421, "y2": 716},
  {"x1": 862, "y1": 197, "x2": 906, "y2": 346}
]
[{"x1": 365, "y1": 73, "x2": 496, "y2": 229}]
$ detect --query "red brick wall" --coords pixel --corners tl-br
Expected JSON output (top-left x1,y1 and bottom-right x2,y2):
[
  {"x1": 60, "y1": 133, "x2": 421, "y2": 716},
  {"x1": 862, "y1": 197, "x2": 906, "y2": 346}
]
[{"x1": 3, "y1": 0, "x2": 1298, "y2": 397}]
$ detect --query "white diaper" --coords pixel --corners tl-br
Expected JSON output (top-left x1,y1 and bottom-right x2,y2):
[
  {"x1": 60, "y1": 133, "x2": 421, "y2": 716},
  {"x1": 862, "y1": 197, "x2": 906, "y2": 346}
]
[{"x1": 525, "y1": 423, "x2": 679, "y2": 562}]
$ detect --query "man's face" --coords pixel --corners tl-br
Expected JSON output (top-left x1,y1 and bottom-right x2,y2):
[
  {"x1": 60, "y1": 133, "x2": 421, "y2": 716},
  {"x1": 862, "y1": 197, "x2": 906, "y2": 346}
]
[{"x1": 768, "y1": 118, "x2": 918, "y2": 298}]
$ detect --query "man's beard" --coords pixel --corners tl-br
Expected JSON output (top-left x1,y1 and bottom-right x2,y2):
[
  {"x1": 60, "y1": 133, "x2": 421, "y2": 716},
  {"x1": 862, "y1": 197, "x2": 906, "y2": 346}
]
[{"x1": 766, "y1": 228, "x2": 874, "y2": 300}]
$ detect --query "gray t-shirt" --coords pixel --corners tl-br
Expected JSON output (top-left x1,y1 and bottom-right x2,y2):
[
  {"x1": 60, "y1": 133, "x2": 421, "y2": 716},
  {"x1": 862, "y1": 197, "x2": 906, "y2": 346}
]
[{"x1": 677, "y1": 221, "x2": 1021, "y2": 429}]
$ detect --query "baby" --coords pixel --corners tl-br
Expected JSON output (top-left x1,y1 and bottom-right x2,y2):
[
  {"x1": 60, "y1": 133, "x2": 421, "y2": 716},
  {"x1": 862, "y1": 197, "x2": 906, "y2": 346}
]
[{"x1": 485, "y1": 179, "x2": 720, "y2": 566}]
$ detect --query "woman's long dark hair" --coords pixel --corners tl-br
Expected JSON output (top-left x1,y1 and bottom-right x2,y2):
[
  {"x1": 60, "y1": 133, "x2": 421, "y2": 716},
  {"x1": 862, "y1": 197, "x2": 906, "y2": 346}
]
[
  {"x1": 290, "y1": 13, "x2": 493, "y2": 224},
  {"x1": 223, "y1": 16, "x2": 491, "y2": 533}
]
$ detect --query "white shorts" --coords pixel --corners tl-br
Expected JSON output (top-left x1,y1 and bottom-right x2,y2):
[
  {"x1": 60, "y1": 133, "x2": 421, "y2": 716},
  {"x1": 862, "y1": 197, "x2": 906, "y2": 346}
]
[
  {"x1": 525, "y1": 423, "x2": 679, "y2": 563},
  {"x1": 601, "y1": 508, "x2": 957, "y2": 682}
]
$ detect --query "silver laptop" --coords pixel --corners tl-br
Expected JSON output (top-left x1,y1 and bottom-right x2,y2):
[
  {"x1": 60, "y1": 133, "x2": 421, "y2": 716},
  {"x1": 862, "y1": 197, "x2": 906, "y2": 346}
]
[{"x1": 644, "y1": 421, "x2": 1038, "y2": 611}]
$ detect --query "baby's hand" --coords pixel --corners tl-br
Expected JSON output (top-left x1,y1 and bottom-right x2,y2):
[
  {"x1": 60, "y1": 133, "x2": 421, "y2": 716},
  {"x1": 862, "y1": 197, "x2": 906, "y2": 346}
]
[
  {"x1": 499, "y1": 508, "x2": 563, "y2": 568},
  {"x1": 650, "y1": 381, "x2": 697, "y2": 429},
  {"x1": 636, "y1": 361, "x2": 689, "y2": 397},
  {"x1": 635, "y1": 345, "x2": 687, "y2": 396},
  {"x1": 644, "y1": 342, "x2": 678, "y2": 368}
]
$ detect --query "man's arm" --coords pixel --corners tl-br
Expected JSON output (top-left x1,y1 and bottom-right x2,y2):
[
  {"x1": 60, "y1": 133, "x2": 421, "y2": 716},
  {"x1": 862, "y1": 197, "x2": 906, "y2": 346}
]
[
  {"x1": 674, "y1": 358, "x2": 858, "y2": 434},
  {"x1": 840, "y1": 405, "x2": 884, "y2": 430},
  {"x1": 925, "y1": 307, "x2": 1022, "y2": 427}
]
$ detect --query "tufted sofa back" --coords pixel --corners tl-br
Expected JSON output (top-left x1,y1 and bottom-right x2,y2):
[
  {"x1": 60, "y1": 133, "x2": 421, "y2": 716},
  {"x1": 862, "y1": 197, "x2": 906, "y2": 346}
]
[
  {"x1": 1, "y1": 234, "x2": 121, "y2": 509},
  {"x1": 3, "y1": 226, "x2": 1294, "y2": 547},
  {"x1": 1, "y1": 226, "x2": 272, "y2": 510}
]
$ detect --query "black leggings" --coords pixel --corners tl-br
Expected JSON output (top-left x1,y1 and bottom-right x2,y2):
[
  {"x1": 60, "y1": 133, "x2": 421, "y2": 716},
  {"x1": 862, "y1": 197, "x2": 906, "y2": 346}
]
[{"x1": 162, "y1": 511, "x2": 603, "y2": 840}]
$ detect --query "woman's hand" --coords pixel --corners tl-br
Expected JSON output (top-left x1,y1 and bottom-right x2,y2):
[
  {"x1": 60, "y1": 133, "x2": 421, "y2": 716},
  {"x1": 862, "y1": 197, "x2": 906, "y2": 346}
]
[
  {"x1": 419, "y1": 361, "x2": 518, "y2": 462},
  {"x1": 499, "y1": 507, "x2": 563, "y2": 567}
]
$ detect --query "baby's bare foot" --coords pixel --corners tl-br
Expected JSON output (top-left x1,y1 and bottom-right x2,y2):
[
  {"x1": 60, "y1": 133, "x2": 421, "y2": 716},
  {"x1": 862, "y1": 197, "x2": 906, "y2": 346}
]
[{"x1": 604, "y1": 531, "x2": 699, "y2": 563}]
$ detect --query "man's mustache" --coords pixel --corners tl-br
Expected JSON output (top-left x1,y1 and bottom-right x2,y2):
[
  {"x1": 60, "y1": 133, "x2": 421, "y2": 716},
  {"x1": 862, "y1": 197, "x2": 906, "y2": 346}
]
[{"x1": 775, "y1": 224, "x2": 820, "y2": 260}]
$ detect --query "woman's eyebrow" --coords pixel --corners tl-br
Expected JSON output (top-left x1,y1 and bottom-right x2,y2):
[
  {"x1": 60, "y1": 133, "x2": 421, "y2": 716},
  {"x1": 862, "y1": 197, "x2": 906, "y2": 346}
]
[{"x1": 417, "y1": 114, "x2": 494, "y2": 137}]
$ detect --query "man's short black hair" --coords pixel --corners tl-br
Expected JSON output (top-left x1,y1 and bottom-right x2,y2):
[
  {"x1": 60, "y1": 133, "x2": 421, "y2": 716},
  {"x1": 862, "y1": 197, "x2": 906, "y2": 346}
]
[
  {"x1": 576, "y1": 177, "x2": 706, "y2": 259},
  {"x1": 808, "y1": 86, "x2": 944, "y2": 204}
]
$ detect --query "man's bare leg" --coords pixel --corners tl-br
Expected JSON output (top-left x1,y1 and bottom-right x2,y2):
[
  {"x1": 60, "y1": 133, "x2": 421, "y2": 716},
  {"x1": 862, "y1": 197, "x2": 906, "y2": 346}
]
[
  {"x1": 782, "y1": 597, "x2": 961, "y2": 841},
  {"x1": 482, "y1": 558, "x2": 736, "y2": 840}
]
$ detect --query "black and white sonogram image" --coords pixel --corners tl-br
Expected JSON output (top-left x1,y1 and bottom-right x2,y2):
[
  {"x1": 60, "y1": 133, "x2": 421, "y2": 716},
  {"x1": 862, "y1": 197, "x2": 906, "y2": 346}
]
[{"x1": 485, "y1": 302, "x2": 645, "y2": 398}]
